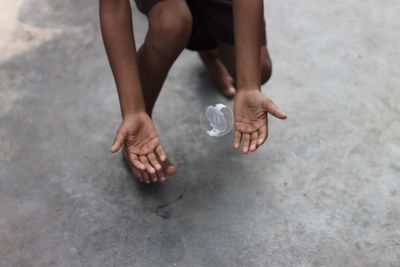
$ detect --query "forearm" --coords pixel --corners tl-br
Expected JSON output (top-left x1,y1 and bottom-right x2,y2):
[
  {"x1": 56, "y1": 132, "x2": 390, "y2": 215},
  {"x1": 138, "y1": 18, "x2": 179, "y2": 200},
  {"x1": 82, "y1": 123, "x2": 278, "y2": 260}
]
[
  {"x1": 99, "y1": 0, "x2": 145, "y2": 117},
  {"x1": 232, "y1": 0, "x2": 264, "y2": 90}
]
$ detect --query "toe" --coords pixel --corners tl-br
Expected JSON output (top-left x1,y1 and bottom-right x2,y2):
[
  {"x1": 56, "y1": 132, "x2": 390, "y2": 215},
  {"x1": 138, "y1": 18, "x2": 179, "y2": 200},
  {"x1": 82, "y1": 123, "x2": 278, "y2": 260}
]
[
  {"x1": 162, "y1": 159, "x2": 177, "y2": 176},
  {"x1": 142, "y1": 172, "x2": 151, "y2": 184},
  {"x1": 150, "y1": 171, "x2": 158, "y2": 183},
  {"x1": 166, "y1": 165, "x2": 177, "y2": 176},
  {"x1": 157, "y1": 169, "x2": 166, "y2": 182},
  {"x1": 222, "y1": 85, "x2": 236, "y2": 97}
]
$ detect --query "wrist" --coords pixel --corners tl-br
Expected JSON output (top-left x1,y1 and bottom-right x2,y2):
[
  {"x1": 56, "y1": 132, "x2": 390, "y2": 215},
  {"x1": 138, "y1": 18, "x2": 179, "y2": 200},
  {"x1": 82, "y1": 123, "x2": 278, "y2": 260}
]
[
  {"x1": 121, "y1": 102, "x2": 146, "y2": 119},
  {"x1": 122, "y1": 109, "x2": 147, "y2": 119},
  {"x1": 237, "y1": 85, "x2": 260, "y2": 91}
]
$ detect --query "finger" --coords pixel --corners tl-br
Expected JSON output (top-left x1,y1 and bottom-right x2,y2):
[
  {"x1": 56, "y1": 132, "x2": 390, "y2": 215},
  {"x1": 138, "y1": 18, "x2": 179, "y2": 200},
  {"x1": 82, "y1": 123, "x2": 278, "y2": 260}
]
[
  {"x1": 129, "y1": 153, "x2": 146, "y2": 171},
  {"x1": 258, "y1": 125, "x2": 268, "y2": 145},
  {"x1": 263, "y1": 98, "x2": 287, "y2": 120},
  {"x1": 250, "y1": 132, "x2": 258, "y2": 152},
  {"x1": 139, "y1": 155, "x2": 156, "y2": 174},
  {"x1": 142, "y1": 171, "x2": 150, "y2": 184},
  {"x1": 155, "y1": 154, "x2": 169, "y2": 182},
  {"x1": 155, "y1": 145, "x2": 166, "y2": 162},
  {"x1": 147, "y1": 152, "x2": 162, "y2": 171},
  {"x1": 234, "y1": 130, "x2": 242, "y2": 149},
  {"x1": 111, "y1": 130, "x2": 125, "y2": 153},
  {"x1": 242, "y1": 133, "x2": 251, "y2": 154},
  {"x1": 154, "y1": 153, "x2": 167, "y2": 182}
]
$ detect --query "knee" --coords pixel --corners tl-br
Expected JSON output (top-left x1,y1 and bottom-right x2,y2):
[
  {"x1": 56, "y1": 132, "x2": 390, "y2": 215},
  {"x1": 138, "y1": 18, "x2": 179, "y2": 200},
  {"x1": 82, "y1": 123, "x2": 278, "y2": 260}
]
[
  {"x1": 261, "y1": 57, "x2": 272, "y2": 85},
  {"x1": 150, "y1": 6, "x2": 192, "y2": 39},
  {"x1": 147, "y1": 3, "x2": 192, "y2": 54}
]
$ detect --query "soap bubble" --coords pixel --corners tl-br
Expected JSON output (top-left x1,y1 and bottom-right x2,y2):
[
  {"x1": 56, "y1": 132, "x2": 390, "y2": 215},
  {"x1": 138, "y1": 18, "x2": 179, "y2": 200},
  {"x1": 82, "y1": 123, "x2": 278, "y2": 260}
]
[{"x1": 199, "y1": 103, "x2": 233, "y2": 137}]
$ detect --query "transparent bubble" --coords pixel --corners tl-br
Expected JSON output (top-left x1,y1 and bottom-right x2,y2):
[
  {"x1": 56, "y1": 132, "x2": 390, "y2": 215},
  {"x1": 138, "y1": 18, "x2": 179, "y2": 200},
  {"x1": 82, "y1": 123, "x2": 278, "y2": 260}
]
[{"x1": 199, "y1": 103, "x2": 233, "y2": 137}]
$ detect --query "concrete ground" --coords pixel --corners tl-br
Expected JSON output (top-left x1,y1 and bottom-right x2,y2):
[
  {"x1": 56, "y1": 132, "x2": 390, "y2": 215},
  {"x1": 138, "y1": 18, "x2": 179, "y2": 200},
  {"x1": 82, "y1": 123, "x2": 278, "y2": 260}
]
[{"x1": 1, "y1": 0, "x2": 399, "y2": 266}]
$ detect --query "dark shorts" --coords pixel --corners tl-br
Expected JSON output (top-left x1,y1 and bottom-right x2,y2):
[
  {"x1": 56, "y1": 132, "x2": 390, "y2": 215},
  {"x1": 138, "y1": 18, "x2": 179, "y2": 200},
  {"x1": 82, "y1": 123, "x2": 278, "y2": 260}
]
[{"x1": 134, "y1": 0, "x2": 267, "y2": 51}]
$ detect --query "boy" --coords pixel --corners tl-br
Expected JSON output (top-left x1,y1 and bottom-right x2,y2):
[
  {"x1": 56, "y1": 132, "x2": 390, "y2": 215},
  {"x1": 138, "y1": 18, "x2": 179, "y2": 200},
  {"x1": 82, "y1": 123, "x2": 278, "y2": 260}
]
[{"x1": 99, "y1": 0, "x2": 287, "y2": 184}]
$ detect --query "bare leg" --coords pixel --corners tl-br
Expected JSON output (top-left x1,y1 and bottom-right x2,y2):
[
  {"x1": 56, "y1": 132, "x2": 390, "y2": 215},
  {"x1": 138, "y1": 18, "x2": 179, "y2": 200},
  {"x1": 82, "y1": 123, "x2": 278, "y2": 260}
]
[
  {"x1": 217, "y1": 42, "x2": 272, "y2": 85},
  {"x1": 137, "y1": 0, "x2": 192, "y2": 115},
  {"x1": 198, "y1": 50, "x2": 236, "y2": 97},
  {"x1": 198, "y1": 44, "x2": 271, "y2": 97},
  {"x1": 124, "y1": 0, "x2": 192, "y2": 179}
]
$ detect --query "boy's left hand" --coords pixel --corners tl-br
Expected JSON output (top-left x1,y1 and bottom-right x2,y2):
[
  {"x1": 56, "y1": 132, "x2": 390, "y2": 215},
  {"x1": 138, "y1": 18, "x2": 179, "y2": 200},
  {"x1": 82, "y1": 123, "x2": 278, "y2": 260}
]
[{"x1": 233, "y1": 88, "x2": 287, "y2": 154}]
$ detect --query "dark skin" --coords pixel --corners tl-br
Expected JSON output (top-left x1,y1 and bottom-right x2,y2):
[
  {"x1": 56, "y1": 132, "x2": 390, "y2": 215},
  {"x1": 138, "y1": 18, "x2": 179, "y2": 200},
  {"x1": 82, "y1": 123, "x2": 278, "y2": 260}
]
[{"x1": 99, "y1": 0, "x2": 286, "y2": 183}]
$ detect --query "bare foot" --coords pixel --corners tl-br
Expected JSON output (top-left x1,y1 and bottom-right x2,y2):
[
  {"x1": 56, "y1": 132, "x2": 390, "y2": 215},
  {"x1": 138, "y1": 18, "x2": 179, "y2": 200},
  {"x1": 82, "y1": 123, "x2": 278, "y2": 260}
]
[
  {"x1": 199, "y1": 50, "x2": 236, "y2": 97},
  {"x1": 123, "y1": 148, "x2": 176, "y2": 184}
]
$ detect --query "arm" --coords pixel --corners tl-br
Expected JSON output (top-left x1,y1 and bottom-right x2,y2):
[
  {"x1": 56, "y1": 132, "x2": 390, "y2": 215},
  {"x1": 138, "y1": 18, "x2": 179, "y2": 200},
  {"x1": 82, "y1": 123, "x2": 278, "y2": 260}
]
[
  {"x1": 99, "y1": 0, "x2": 169, "y2": 183},
  {"x1": 232, "y1": 0, "x2": 263, "y2": 89},
  {"x1": 232, "y1": 0, "x2": 287, "y2": 154},
  {"x1": 99, "y1": 0, "x2": 145, "y2": 116}
]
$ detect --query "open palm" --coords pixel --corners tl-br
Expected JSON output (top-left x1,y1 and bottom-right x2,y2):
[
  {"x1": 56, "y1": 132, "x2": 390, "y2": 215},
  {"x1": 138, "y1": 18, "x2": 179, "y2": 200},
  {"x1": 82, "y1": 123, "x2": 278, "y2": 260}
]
[
  {"x1": 234, "y1": 89, "x2": 287, "y2": 153},
  {"x1": 111, "y1": 112, "x2": 169, "y2": 182}
]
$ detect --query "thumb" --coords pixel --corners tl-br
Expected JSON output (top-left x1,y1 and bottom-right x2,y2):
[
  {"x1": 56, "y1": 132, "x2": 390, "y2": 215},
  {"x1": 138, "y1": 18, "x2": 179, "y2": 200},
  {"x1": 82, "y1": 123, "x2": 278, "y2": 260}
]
[
  {"x1": 263, "y1": 96, "x2": 287, "y2": 120},
  {"x1": 111, "y1": 129, "x2": 126, "y2": 153}
]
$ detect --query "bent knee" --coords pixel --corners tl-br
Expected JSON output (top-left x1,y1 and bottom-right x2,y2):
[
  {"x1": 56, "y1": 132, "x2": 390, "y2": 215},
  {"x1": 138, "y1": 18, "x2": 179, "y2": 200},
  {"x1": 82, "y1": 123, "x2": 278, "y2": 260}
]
[
  {"x1": 261, "y1": 57, "x2": 272, "y2": 85},
  {"x1": 147, "y1": 2, "x2": 192, "y2": 50}
]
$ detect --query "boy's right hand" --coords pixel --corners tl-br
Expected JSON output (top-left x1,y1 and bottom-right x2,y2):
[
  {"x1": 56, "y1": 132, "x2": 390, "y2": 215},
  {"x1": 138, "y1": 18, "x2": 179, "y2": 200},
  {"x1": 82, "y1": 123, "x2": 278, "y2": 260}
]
[{"x1": 111, "y1": 112, "x2": 174, "y2": 183}]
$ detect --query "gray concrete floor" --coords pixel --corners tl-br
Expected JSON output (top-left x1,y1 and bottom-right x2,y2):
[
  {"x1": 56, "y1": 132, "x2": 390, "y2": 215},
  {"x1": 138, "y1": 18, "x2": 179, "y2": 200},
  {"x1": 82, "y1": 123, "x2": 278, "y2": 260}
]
[{"x1": 1, "y1": 0, "x2": 400, "y2": 266}]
